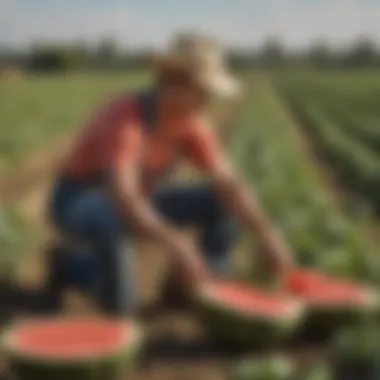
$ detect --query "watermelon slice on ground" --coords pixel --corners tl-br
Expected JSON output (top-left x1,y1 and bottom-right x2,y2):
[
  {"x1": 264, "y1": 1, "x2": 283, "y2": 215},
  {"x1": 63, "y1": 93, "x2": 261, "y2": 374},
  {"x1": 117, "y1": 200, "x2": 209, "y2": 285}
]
[
  {"x1": 284, "y1": 270, "x2": 379, "y2": 337},
  {"x1": 2, "y1": 317, "x2": 142, "y2": 380},
  {"x1": 195, "y1": 280, "x2": 304, "y2": 349}
]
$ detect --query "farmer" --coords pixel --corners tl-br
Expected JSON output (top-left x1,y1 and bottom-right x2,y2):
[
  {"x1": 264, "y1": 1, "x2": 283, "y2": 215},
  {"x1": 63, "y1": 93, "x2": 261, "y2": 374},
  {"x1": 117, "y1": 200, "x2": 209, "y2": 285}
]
[{"x1": 44, "y1": 33, "x2": 293, "y2": 316}]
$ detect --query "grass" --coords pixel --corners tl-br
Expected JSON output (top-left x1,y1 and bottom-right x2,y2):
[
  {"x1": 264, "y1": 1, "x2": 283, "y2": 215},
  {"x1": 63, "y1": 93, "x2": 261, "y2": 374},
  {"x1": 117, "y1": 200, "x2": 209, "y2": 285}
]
[
  {"x1": 1, "y1": 70, "x2": 380, "y2": 285},
  {"x1": 0, "y1": 71, "x2": 151, "y2": 174},
  {"x1": 276, "y1": 69, "x2": 380, "y2": 213},
  {"x1": 0, "y1": 71, "x2": 150, "y2": 279},
  {"x1": 228, "y1": 76, "x2": 379, "y2": 283}
]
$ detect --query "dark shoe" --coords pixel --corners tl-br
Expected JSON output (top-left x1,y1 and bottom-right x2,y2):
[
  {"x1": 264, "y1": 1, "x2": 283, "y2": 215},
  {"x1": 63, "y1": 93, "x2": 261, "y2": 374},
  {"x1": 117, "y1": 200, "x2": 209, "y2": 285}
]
[
  {"x1": 154, "y1": 269, "x2": 194, "y2": 313},
  {"x1": 0, "y1": 280, "x2": 46, "y2": 323},
  {"x1": 136, "y1": 269, "x2": 193, "y2": 321},
  {"x1": 37, "y1": 243, "x2": 69, "y2": 314}
]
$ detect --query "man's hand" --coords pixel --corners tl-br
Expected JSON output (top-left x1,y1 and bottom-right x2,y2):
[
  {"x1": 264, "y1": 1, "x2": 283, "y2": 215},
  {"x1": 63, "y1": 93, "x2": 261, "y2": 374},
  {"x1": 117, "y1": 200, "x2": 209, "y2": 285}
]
[
  {"x1": 169, "y1": 235, "x2": 209, "y2": 289},
  {"x1": 182, "y1": 115, "x2": 294, "y2": 277},
  {"x1": 260, "y1": 227, "x2": 294, "y2": 274},
  {"x1": 109, "y1": 164, "x2": 209, "y2": 290},
  {"x1": 210, "y1": 164, "x2": 294, "y2": 276}
]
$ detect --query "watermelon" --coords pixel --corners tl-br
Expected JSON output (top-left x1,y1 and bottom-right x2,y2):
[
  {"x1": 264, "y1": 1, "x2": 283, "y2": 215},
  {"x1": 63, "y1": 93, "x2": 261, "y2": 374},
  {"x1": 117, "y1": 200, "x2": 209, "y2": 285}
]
[
  {"x1": 2, "y1": 317, "x2": 142, "y2": 380},
  {"x1": 284, "y1": 270, "x2": 379, "y2": 337},
  {"x1": 195, "y1": 280, "x2": 304, "y2": 348}
]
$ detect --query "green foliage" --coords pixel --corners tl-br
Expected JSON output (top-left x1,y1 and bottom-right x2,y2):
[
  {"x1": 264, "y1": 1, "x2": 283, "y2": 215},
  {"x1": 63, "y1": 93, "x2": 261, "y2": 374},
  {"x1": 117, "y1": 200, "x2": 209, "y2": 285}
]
[
  {"x1": 278, "y1": 70, "x2": 380, "y2": 213},
  {"x1": 300, "y1": 103, "x2": 380, "y2": 206},
  {"x1": 0, "y1": 72, "x2": 150, "y2": 173},
  {"x1": 230, "y1": 355, "x2": 295, "y2": 380},
  {"x1": 0, "y1": 72, "x2": 150, "y2": 278},
  {"x1": 228, "y1": 78, "x2": 379, "y2": 283},
  {"x1": 330, "y1": 323, "x2": 380, "y2": 380},
  {"x1": 300, "y1": 365, "x2": 332, "y2": 380},
  {"x1": 230, "y1": 356, "x2": 332, "y2": 380},
  {"x1": 331, "y1": 324, "x2": 380, "y2": 364},
  {"x1": 0, "y1": 205, "x2": 32, "y2": 281}
]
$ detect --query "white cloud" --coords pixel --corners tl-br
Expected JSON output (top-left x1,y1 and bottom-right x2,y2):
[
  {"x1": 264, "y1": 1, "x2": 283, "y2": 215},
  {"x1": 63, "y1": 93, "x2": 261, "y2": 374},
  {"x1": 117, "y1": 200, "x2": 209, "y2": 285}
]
[
  {"x1": 0, "y1": 1, "x2": 163, "y2": 48},
  {"x1": 263, "y1": 0, "x2": 380, "y2": 49},
  {"x1": 1, "y1": 0, "x2": 380, "y2": 49},
  {"x1": 200, "y1": 0, "x2": 380, "y2": 49}
]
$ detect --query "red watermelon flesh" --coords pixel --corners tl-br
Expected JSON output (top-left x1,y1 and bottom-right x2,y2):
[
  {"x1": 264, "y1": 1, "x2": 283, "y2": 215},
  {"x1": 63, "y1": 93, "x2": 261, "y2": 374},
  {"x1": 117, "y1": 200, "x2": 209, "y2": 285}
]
[
  {"x1": 202, "y1": 281, "x2": 297, "y2": 316},
  {"x1": 5, "y1": 318, "x2": 132, "y2": 360},
  {"x1": 285, "y1": 270, "x2": 328, "y2": 293},
  {"x1": 285, "y1": 270, "x2": 368, "y2": 305}
]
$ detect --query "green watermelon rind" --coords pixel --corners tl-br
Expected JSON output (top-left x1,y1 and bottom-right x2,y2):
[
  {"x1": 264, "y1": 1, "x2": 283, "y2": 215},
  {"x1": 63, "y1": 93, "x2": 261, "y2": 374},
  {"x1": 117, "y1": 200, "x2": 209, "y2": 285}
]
[
  {"x1": 301, "y1": 289, "x2": 380, "y2": 326},
  {"x1": 309, "y1": 287, "x2": 379, "y2": 311},
  {"x1": 195, "y1": 286, "x2": 305, "y2": 346},
  {"x1": 1, "y1": 317, "x2": 143, "y2": 368},
  {"x1": 197, "y1": 286, "x2": 305, "y2": 325},
  {"x1": 293, "y1": 288, "x2": 380, "y2": 339}
]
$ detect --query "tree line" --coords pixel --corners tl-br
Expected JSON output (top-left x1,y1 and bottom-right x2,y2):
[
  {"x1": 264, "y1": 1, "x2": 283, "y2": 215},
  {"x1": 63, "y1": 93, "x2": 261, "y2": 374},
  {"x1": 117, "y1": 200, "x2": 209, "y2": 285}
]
[{"x1": 1, "y1": 37, "x2": 380, "y2": 72}]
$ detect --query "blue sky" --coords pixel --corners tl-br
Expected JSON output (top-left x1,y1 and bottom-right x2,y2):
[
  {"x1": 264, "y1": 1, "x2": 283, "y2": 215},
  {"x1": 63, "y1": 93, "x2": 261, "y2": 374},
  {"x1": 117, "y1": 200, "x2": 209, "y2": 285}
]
[{"x1": 1, "y1": 0, "x2": 380, "y2": 49}]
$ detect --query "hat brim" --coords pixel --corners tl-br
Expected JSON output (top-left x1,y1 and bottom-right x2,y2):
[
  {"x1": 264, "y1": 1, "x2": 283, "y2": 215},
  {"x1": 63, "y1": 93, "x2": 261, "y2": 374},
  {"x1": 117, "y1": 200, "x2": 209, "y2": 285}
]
[
  {"x1": 151, "y1": 54, "x2": 241, "y2": 99},
  {"x1": 204, "y1": 71, "x2": 242, "y2": 99}
]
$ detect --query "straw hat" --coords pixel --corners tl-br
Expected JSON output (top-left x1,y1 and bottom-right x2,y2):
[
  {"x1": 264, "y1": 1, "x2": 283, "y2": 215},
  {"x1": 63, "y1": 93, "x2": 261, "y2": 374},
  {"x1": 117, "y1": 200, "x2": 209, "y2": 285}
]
[{"x1": 152, "y1": 33, "x2": 241, "y2": 99}]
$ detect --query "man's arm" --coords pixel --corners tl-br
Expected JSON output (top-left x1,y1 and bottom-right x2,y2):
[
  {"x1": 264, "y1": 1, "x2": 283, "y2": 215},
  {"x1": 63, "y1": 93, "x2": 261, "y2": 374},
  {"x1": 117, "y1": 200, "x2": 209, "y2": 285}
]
[
  {"x1": 106, "y1": 122, "x2": 207, "y2": 283},
  {"x1": 185, "y1": 120, "x2": 293, "y2": 273},
  {"x1": 211, "y1": 165, "x2": 293, "y2": 273}
]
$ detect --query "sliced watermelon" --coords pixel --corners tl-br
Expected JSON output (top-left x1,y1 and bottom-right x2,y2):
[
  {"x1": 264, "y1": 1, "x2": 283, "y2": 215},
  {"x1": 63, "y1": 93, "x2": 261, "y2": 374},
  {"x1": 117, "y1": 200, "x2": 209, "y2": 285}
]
[
  {"x1": 2, "y1": 317, "x2": 142, "y2": 380},
  {"x1": 284, "y1": 269, "x2": 379, "y2": 337},
  {"x1": 195, "y1": 280, "x2": 304, "y2": 348}
]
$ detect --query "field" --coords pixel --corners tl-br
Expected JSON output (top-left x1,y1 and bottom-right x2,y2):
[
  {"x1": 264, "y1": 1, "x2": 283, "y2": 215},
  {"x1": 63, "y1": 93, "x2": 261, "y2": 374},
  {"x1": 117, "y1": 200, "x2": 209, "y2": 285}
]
[
  {"x1": 1, "y1": 70, "x2": 380, "y2": 379},
  {"x1": 277, "y1": 70, "x2": 380, "y2": 216},
  {"x1": 0, "y1": 72, "x2": 150, "y2": 280},
  {"x1": 233, "y1": 73, "x2": 379, "y2": 284}
]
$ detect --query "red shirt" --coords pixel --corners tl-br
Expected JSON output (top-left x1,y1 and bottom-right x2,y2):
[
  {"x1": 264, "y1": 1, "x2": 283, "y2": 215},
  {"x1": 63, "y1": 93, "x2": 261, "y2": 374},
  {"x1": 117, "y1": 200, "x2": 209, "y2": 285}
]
[{"x1": 60, "y1": 91, "x2": 224, "y2": 192}]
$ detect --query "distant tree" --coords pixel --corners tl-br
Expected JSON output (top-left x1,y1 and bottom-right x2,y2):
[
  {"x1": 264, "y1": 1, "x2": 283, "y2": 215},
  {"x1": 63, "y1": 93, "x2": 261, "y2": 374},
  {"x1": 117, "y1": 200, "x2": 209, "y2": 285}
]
[
  {"x1": 27, "y1": 43, "x2": 91, "y2": 72},
  {"x1": 259, "y1": 37, "x2": 286, "y2": 67},
  {"x1": 343, "y1": 37, "x2": 379, "y2": 67},
  {"x1": 228, "y1": 49, "x2": 258, "y2": 69},
  {"x1": 309, "y1": 40, "x2": 332, "y2": 68},
  {"x1": 94, "y1": 38, "x2": 120, "y2": 68},
  {"x1": 0, "y1": 47, "x2": 26, "y2": 70},
  {"x1": 122, "y1": 48, "x2": 155, "y2": 69},
  {"x1": 69, "y1": 42, "x2": 91, "y2": 69},
  {"x1": 28, "y1": 46, "x2": 66, "y2": 71}
]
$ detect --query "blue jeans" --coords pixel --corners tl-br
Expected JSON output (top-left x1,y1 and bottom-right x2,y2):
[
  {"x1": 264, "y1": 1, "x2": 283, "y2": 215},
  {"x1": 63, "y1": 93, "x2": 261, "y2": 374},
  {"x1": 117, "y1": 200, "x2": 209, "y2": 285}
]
[{"x1": 48, "y1": 177, "x2": 236, "y2": 315}]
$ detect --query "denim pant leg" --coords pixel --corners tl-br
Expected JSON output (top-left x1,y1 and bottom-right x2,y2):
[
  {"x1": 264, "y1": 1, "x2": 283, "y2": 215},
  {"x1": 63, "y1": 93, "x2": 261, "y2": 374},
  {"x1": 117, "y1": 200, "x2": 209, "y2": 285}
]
[
  {"x1": 153, "y1": 182, "x2": 237, "y2": 275},
  {"x1": 50, "y1": 183, "x2": 138, "y2": 315}
]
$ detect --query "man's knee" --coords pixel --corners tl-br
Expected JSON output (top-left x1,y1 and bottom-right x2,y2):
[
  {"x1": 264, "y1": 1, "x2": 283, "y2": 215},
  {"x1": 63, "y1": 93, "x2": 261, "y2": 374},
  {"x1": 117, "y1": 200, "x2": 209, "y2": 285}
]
[{"x1": 66, "y1": 192, "x2": 123, "y2": 242}]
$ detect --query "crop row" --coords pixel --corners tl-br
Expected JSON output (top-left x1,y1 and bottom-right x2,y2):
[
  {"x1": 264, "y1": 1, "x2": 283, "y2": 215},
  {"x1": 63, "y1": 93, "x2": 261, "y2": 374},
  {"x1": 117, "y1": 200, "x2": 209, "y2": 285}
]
[
  {"x1": 281, "y1": 79, "x2": 380, "y2": 156},
  {"x1": 280, "y1": 79, "x2": 380, "y2": 214},
  {"x1": 228, "y1": 79, "x2": 379, "y2": 283}
]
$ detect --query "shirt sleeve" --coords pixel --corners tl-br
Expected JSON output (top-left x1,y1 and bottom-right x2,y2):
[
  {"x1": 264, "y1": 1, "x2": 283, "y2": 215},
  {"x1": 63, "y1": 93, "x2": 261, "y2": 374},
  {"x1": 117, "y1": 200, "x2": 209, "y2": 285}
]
[
  {"x1": 183, "y1": 117, "x2": 226, "y2": 173},
  {"x1": 106, "y1": 121, "x2": 143, "y2": 171}
]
